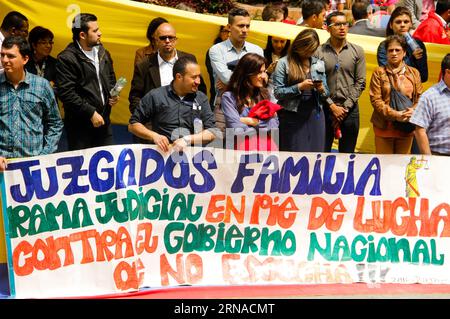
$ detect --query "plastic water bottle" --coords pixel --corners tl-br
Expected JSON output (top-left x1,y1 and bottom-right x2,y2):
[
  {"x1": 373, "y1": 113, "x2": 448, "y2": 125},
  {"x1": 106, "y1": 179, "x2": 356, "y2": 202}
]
[
  {"x1": 110, "y1": 77, "x2": 127, "y2": 97},
  {"x1": 404, "y1": 33, "x2": 419, "y2": 51}
]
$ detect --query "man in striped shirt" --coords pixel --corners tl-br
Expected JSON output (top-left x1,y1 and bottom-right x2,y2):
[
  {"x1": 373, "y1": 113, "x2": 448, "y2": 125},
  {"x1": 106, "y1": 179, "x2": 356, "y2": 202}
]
[{"x1": 0, "y1": 36, "x2": 63, "y2": 163}]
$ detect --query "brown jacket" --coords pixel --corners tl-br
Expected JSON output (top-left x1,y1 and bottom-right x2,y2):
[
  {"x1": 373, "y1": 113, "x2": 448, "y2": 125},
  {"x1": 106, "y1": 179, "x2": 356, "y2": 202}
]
[{"x1": 369, "y1": 64, "x2": 423, "y2": 129}]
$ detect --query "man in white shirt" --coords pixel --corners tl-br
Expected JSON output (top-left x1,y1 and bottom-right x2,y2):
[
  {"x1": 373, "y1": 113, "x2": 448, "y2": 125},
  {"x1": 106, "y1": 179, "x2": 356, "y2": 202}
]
[
  {"x1": 128, "y1": 22, "x2": 206, "y2": 116},
  {"x1": 208, "y1": 8, "x2": 264, "y2": 136}
]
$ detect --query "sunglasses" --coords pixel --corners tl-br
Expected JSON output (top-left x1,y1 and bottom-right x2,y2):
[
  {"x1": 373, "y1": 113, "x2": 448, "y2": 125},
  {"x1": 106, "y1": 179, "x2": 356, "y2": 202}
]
[{"x1": 158, "y1": 35, "x2": 177, "y2": 41}]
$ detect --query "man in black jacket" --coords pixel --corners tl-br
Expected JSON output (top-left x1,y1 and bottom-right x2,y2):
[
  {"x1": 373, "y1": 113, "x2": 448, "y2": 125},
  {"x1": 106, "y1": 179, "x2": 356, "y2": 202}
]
[{"x1": 56, "y1": 13, "x2": 118, "y2": 150}]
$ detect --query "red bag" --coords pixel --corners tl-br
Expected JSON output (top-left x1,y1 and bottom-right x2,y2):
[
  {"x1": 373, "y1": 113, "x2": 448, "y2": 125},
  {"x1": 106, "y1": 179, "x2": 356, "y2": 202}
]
[
  {"x1": 248, "y1": 100, "x2": 282, "y2": 120},
  {"x1": 236, "y1": 100, "x2": 282, "y2": 151}
]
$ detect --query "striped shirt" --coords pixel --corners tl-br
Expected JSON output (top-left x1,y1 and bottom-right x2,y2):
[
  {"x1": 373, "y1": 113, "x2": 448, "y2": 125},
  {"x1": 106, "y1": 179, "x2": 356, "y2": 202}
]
[
  {"x1": 0, "y1": 72, "x2": 63, "y2": 158},
  {"x1": 410, "y1": 80, "x2": 450, "y2": 155}
]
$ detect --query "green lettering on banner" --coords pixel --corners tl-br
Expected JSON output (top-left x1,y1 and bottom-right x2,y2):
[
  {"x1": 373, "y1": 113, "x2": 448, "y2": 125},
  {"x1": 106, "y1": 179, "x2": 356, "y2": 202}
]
[
  {"x1": 71, "y1": 198, "x2": 94, "y2": 228},
  {"x1": 308, "y1": 232, "x2": 445, "y2": 265}
]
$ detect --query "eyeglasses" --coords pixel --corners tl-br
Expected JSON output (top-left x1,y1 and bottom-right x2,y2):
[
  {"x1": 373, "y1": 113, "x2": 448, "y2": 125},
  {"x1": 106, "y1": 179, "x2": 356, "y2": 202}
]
[
  {"x1": 37, "y1": 40, "x2": 54, "y2": 45},
  {"x1": 158, "y1": 35, "x2": 177, "y2": 41},
  {"x1": 329, "y1": 22, "x2": 349, "y2": 28}
]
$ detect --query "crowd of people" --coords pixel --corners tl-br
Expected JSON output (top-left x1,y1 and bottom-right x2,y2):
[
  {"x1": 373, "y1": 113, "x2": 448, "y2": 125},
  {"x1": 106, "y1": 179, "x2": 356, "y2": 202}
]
[{"x1": 0, "y1": 0, "x2": 449, "y2": 171}]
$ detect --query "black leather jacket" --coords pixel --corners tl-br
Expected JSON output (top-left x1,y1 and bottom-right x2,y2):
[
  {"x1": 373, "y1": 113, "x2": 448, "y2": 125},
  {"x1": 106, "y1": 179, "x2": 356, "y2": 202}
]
[{"x1": 56, "y1": 42, "x2": 116, "y2": 126}]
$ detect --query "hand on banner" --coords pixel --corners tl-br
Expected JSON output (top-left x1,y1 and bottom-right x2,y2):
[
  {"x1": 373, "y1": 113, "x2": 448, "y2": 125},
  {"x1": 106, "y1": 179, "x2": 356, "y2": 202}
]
[
  {"x1": 153, "y1": 133, "x2": 170, "y2": 152},
  {"x1": 172, "y1": 136, "x2": 189, "y2": 152}
]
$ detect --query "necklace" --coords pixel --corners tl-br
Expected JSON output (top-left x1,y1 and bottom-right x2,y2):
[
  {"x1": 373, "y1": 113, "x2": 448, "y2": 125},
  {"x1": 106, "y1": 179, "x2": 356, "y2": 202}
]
[{"x1": 35, "y1": 60, "x2": 46, "y2": 78}]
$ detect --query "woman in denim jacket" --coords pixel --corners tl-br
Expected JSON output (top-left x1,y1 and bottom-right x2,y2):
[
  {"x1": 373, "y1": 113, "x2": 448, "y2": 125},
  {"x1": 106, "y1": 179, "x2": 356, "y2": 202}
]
[{"x1": 271, "y1": 29, "x2": 330, "y2": 152}]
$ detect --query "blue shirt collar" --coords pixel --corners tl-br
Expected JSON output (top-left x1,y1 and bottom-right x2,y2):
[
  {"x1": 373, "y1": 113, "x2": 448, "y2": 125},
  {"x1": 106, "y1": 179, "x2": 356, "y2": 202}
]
[
  {"x1": 0, "y1": 70, "x2": 30, "y2": 86},
  {"x1": 225, "y1": 38, "x2": 248, "y2": 53}
]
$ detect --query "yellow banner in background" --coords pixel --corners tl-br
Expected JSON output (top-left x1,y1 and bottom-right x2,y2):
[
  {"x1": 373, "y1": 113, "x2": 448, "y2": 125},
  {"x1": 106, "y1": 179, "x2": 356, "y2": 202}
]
[{"x1": 0, "y1": 0, "x2": 447, "y2": 155}]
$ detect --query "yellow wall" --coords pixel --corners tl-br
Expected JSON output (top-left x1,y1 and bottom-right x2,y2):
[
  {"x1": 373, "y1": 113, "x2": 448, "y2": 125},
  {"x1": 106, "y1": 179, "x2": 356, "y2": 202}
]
[{"x1": 0, "y1": 0, "x2": 448, "y2": 263}]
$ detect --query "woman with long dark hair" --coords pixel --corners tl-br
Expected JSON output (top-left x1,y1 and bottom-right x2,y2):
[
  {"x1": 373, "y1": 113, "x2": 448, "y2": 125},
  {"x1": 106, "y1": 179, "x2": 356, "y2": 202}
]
[
  {"x1": 221, "y1": 53, "x2": 279, "y2": 151},
  {"x1": 264, "y1": 36, "x2": 290, "y2": 75},
  {"x1": 271, "y1": 29, "x2": 329, "y2": 152}
]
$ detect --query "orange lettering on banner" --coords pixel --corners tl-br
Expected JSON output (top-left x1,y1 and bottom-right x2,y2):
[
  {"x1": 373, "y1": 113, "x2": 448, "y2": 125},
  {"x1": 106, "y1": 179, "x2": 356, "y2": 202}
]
[
  {"x1": 11, "y1": 224, "x2": 155, "y2": 277},
  {"x1": 250, "y1": 195, "x2": 298, "y2": 228},
  {"x1": 96, "y1": 229, "x2": 116, "y2": 262},
  {"x1": 33, "y1": 239, "x2": 51, "y2": 271},
  {"x1": 13, "y1": 241, "x2": 34, "y2": 276},
  {"x1": 115, "y1": 227, "x2": 134, "y2": 259},
  {"x1": 46, "y1": 236, "x2": 74, "y2": 269},
  {"x1": 160, "y1": 253, "x2": 203, "y2": 286},
  {"x1": 223, "y1": 196, "x2": 245, "y2": 224},
  {"x1": 135, "y1": 222, "x2": 158, "y2": 254},
  {"x1": 113, "y1": 259, "x2": 143, "y2": 290},
  {"x1": 354, "y1": 197, "x2": 450, "y2": 237},
  {"x1": 308, "y1": 197, "x2": 346, "y2": 231},
  {"x1": 222, "y1": 254, "x2": 242, "y2": 284},
  {"x1": 206, "y1": 194, "x2": 299, "y2": 228},
  {"x1": 69, "y1": 230, "x2": 97, "y2": 264},
  {"x1": 276, "y1": 196, "x2": 299, "y2": 228},
  {"x1": 221, "y1": 254, "x2": 353, "y2": 284},
  {"x1": 205, "y1": 195, "x2": 225, "y2": 222}
]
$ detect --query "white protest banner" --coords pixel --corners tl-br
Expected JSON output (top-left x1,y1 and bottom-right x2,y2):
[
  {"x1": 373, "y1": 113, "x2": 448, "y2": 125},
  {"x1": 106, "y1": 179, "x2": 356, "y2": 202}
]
[{"x1": 1, "y1": 145, "x2": 449, "y2": 298}]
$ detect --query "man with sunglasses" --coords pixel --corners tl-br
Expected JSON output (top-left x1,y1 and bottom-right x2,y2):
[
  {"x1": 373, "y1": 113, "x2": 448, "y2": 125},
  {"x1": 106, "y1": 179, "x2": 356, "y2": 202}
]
[
  {"x1": 315, "y1": 11, "x2": 366, "y2": 153},
  {"x1": 56, "y1": 13, "x2": 118, "y2": 151},
  {"x1": 129, "y1": 22, "x2": 206, "y2": 119}
]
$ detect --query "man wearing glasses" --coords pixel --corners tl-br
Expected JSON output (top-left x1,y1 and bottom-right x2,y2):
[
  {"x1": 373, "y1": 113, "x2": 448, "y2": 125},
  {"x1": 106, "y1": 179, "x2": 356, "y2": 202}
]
[
  {"x1": 315, "y1": 11, "x2": 366, "y2": 153},
  {"x1": 129, "y1": 22, "x2": 206, "y2": 119}
]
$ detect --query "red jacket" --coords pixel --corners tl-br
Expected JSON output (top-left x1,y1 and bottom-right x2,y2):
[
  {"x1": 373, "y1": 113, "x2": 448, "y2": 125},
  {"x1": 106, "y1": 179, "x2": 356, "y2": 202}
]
[{"x1": 413, "y1": 11, "x2": 450, "y2": 45}]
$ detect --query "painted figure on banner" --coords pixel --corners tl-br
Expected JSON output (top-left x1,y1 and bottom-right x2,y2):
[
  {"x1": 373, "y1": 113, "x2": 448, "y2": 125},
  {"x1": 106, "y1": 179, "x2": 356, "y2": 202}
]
[{"x1": 404, "y1": 156, "x2": 423, "y2": 197}]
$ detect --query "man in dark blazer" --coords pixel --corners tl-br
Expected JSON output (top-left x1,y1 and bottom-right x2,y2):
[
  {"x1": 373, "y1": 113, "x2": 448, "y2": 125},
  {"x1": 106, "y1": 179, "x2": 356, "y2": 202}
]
[
  {"x1": 349, "y1": 1, "x2": 385, "y2": 37},
  {"x1": 128, "y1": 22, "x2": 206, "y2": 115}
]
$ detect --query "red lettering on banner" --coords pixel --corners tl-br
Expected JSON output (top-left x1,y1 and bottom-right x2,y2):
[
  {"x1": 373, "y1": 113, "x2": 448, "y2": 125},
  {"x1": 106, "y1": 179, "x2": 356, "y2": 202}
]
[
  {"x1": 11, "y1": 223, "x2": 153, "y2": 277},
  {"x1": 160, "y1": 253, "x2": 203, "y2": 286},
  {"x1": 222, "y1": 254, "x2": 352, "y2": 284},
  {"x1": 354, "y1": 197, "x2": 450, "y2": 237},
  {"x1": 206, "y1": 195, "x2": 299, "y2": 228},
  {"x1": 308, "y1": 197, "x2": 347, "y2": 231},
  {"x1": 205, "y1": 195, "x2": 225, "y2": 222},
  {"x1": 135, "y1": 222, "x2": 158, "y2": 254},
  {"x1": 113, "y1": 258, "x2": 145, "y2": 290}
]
